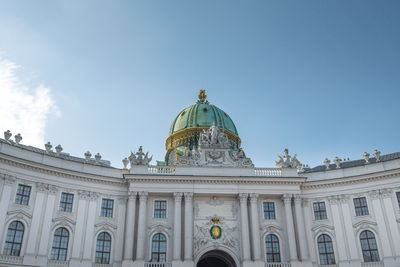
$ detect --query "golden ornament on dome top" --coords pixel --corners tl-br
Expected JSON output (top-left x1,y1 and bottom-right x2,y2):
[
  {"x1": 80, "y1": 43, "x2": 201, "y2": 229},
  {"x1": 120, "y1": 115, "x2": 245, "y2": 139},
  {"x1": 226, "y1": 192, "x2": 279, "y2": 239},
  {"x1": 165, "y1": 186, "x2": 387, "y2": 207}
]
[{"x1": 198, "y1": 89, "x2": 207, "y2": 104}]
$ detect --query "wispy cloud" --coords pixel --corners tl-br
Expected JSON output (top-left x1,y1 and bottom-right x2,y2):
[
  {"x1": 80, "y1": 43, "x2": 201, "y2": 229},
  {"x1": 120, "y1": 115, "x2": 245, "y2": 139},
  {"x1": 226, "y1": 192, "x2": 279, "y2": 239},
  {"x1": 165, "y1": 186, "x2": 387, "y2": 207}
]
[{"x1": 0, "y1": 57, "x2": 59, "y2": 147}]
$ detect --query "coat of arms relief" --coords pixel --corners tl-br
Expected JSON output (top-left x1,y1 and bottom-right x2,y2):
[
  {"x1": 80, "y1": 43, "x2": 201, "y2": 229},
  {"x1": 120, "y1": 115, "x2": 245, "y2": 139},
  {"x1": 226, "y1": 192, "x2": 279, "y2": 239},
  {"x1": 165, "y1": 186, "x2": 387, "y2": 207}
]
[{"x1": 193, "y1": 197, "x2": 240, "y2": 256}]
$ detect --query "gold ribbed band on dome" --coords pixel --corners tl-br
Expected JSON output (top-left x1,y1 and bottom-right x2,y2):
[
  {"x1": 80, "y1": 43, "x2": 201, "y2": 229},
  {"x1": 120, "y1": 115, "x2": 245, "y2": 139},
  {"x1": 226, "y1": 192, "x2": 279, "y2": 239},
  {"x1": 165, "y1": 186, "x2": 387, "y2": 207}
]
[{"x1": 165, "y1": 127, "x2": 241, "y2": 152}]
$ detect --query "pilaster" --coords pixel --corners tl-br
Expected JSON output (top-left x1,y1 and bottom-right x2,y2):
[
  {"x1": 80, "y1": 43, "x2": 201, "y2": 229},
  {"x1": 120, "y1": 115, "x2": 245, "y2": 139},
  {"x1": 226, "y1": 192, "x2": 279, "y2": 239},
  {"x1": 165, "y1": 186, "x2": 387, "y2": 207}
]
[
  {"x1": 123, "y1": 191, "x2": 137, "y2": 263},
  {"x1": 249, "y1": 193, "x2": 261, "y2": 261},
  {"x1": 239, "y1": 193, "x2": 251, "y2": 261},
  {"x1": 173, "y1": 192, "x2": 183, "y2": 261},
  {"x1": 282, "y1": 194, "x2": 298, "y2": 262},
  {"x1": 136, "y1": 191, "x2": 148, "y2": 261},
  {"x1": 294, "y1": 194, "x2": 309, "y2": 262},
  {"x1": 184, "y1": 192, "x2": 194, "y2": 262}
]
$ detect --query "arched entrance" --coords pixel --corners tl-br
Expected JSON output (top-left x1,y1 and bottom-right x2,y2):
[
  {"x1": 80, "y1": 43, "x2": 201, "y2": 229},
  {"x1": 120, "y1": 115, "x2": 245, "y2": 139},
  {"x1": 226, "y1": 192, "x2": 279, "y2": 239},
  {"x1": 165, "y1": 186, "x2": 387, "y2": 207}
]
[{"x1": 196, "y1": 250, "x2": 237, "y2": 267}]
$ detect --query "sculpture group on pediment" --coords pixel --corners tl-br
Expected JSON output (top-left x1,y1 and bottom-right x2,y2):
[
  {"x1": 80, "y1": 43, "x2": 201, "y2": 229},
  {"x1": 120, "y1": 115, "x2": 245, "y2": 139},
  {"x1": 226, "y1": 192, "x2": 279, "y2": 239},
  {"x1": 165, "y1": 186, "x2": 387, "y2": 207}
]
[
  {"x1": 275, "y1": 148, "x2": 302, "y2": 169},
  {"x1": 199, "y1": 122, "x2": 230, "y2": 149},
  {"x1": 177, "y1": 147, "x2": 201, "y2": 166},
  {"x1": 129, "y1": 146, "x2": 153, "y2": 166},
  {"x1": 177, "y1": 124, "x2": 254, "y2": 168}
]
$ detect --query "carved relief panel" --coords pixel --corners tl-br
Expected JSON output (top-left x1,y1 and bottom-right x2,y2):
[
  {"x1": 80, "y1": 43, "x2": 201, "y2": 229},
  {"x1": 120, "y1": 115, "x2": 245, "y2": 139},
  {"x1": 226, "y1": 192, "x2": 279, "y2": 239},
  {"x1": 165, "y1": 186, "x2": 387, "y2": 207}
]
[{"x1": 193, "y1": 196, "x2": 240, "y2": 257}]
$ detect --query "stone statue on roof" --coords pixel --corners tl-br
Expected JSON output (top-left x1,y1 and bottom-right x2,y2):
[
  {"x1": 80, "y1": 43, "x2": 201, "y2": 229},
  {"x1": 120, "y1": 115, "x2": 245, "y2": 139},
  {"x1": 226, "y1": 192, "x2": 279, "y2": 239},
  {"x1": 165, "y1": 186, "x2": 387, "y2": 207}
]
[
  {"x1": 129, "y1": 146, "x2": 152, "y2": 166},
  {"x1": 275, "y1": 148, "x2": 301, "y2": 169}
]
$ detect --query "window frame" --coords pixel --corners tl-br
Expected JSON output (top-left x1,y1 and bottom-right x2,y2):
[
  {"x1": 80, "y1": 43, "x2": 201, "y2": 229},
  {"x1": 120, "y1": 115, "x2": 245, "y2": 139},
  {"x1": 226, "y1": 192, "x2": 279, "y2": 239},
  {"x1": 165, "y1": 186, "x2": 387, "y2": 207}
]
[
  {"x1": 50, "y1": 227, "x2": 69, "y2": 261},
  {"x1": 15, "y1": 184, "x2": 31, "y2": 206},
  {"x1": 359, "y1": 230, "x2": 380, "y2": 263},
  {"x1": 353, "y1": 197, "x2": 369, "y2": 216},
  {"x1": 313, "y1": 202, "x2": 328, "y2": 220},
  {"x1": 396, "y1": 192, "x2": 400, "y2": 209},
  {"x1": 265, "y1": 234, "x2": 281, "y2": 263},
  {"x1": 100, "y1": 199, "x2": 114, "y2": 218},
  {"x1": 317, "y1": 234, "x2": 336, "y2": 265},
  {"x1": 95, "y1": 232, "x2": 112, "y2": 264},
  {"x1": 262, "y1": 201, "x2": 276, "y2": 220},
  {"x1": 153, "y1": 200, "x2": 168, "y2": 219},
  {"x1": 151, "y1": 233, "x2": 167, "y2": 262},
  {"x1": 59, "y1": 192, "x2": 74, "y2": 213},
  {"x1": 3, "y1": 221, "x2": 24, "y2": 256}
]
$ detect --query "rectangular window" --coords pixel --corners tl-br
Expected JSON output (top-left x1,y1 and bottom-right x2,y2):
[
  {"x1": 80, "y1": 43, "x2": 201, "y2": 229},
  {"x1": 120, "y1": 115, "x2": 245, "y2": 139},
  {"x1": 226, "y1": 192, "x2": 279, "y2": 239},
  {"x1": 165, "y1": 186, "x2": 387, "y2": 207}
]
[
  {"x1": 15, "y1": 184, "x2": 31, "y2": 205},
  {"x1": 313, "y1": 202, "x2": 327, "y2": 220},
  {"x1": 154, "y1": 200, "x2": 167, "y2": 218},
  {"x1": 100, "y1": 199, "x2": 114, "y2": 218},
  {"x1": 59, "y1": 192, "x2": 74, "y2": 212},
  {"x1": 263, "y1": 202, "x2": 276, "y2": 220},
  {"x1": 397, "y1": 192, "x2": 400, "y2": 208},
  {"x1": 354, "y1": 197, "x2": 369, "y2": 216}
]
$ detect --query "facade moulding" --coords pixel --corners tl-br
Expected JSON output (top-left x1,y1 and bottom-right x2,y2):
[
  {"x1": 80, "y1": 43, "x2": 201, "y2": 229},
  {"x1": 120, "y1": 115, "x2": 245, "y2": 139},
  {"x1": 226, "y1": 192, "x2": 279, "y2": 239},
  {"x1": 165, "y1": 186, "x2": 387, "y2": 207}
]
[
  {"x1": 0, "y1": 154, "x2": 125, "y2": 186},
  {"x1": 301, "y1": 168, "x2": 400, "y2": 190},
  {"x1": 124, "y1": 174, "x2": 306, "y2": 185}
]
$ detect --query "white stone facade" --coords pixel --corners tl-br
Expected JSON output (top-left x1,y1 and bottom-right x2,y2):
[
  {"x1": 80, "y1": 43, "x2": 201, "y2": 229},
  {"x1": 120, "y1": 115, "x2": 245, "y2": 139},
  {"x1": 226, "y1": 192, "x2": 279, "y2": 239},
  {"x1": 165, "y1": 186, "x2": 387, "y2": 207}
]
[{"x1": 0, "y1": 137, "x2": 400, "y2": 267}]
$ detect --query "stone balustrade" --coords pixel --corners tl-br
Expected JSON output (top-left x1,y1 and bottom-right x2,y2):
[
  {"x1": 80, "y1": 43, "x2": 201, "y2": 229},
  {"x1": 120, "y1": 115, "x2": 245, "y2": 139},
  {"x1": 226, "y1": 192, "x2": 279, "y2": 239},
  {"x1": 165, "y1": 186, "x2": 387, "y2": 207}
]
[
  {"x1": 92, "y1": 264, "x2": 111, "y2": 267},
  {"x1": 254, "y1": 168, "x2": 282, "y2": 176},
  {"x1": 0, "y1": 254, "x2": 23, "y2": 264},
  {"x1": 361, "y1": 262, "x2": 385, "y2": 267},
  {"x1": 144, "y1": 262, "x2": 172, "y2": 267},
  {"x1": 147, "y1": 165, "x2": 176, "y2": 174},
  {"x1": 265, "y1": 263, "x2": 291, "y2": 267},
  {"x1": 47, "y1": 259, "x2": 70, "y2": 266}
]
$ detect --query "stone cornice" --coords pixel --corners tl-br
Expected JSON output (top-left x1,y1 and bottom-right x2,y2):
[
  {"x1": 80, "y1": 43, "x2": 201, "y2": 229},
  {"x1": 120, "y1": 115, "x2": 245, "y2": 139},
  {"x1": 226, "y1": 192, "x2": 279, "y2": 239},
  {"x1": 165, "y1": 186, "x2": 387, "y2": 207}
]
[
  {"x1": 124, "y1": 174, "x2": 306, "y2": 185},
  {"x1": 302, "y1": 168, "x2": 400, "y2": 190},
  {"x1": 0, "y1": 153, "x2": 125, "y2": 186}
]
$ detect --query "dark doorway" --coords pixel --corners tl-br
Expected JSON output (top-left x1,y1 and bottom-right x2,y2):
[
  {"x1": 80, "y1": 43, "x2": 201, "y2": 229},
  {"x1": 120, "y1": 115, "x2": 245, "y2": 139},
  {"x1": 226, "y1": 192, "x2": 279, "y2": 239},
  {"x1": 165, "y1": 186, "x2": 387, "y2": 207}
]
[{"x1": 197, "y1": 250, "x2": 236, "y2": 267}]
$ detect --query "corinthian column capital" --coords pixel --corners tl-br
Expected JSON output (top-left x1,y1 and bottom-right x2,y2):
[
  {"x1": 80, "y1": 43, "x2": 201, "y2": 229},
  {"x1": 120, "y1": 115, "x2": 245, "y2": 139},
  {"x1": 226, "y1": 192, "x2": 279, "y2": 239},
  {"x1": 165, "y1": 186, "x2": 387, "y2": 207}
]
[
  {"x1": 282, "y1": 194, "x2": 292, "y2": 203},
  {"x1": 239, "y1": 193, "x2": 248, "y2": 203},
  {"x1": 138, "y1": 191, "x2": 148, "y2": 201},
  {"x1": 184, "y1": 192, "x2": 193, "y2": 201},
  {"x1": 174, "y1": 192, "x2": 183, "y2": 201},
  {"x1": 249, "y1": 193, "x2": 259, "y2": 203}
]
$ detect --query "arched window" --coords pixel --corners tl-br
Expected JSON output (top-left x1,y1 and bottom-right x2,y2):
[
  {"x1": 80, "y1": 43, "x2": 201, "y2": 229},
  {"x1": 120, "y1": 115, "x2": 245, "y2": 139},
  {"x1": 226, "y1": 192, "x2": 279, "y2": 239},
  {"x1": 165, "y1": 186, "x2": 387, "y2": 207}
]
[
  {"x1": 360, "y1": 230, "x2": 380, "y2": 262},
  {"x1": 95, "y1": 232, "x2": 111, "y2": 264},
  {"x1": 151, "y1": 233, "x2": 167, "y2": 262},
  {"x1": 50, "y1": 227, "x2": 69, "y2": 261},
  {"x1": 317, "y1": 234, "x2": 336, "y2": 265},
  {"x1": 3, "y1": 221, "x2": 24, "y2": 256},
  {"x1": 265, "y1": 234, "x2": 280, "y2": 262}
]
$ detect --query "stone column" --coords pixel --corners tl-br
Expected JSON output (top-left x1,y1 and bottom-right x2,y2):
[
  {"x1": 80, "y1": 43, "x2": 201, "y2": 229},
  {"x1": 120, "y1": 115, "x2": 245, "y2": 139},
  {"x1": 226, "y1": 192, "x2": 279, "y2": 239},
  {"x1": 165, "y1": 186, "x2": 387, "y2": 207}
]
[
  {"x1": 294, "y1": 194, "x2": 308, "y2": 261},
  {"x1": 37, "y1": 186, "x2": 58, "y2": 265},
  {"x1": 328, "y1": 196, "x2": 348, "y2": 262},
  {"x1": 83, "y1": 192, "x2": 99, "y2": 260},
  {"x1": 136, "y1": 191, "x2": 148, "y2": 261},
  {"x1": 369, "y1": 191, "x2": 393, "y2": 258},
  {"x1": 239, "y1": 193, "x2": 251, "y2": 261},
  {"x1": 303, "y1": 199, "x2": 316, "y2": 263},
  {"x1": 116, "y1": 197, "x2": 127, "y2": 263},
  {"x1": 25, "y1": 183, "x2": 47, "y2": 256},
  {"x1": 0, "y1": 176, "x2": 14, "y2": 244},
  {"x1": 184, "y1": 192, "x2": 194, "y2": 261},
  {"x1": 124, "y1": 191, "x2": 137, "y2": 261},
  {"x1": 340, "y1": 195, "x2": 362, "y2": 261},
  {"x1": 249, "y1": 193, "x2": 261, "y2": 261},
  {"x1": 71, "y1": 190, "x2": 89, "y2": 262},
  {"x1": 173, "y1": 192, "x2": 183, "y2": 261},
  {"x1": 381, "y1": 189, "x2": 400, "y2": 256},
  {"x1": 282, "y1": 194, "x2": 298, "y2": 262}
]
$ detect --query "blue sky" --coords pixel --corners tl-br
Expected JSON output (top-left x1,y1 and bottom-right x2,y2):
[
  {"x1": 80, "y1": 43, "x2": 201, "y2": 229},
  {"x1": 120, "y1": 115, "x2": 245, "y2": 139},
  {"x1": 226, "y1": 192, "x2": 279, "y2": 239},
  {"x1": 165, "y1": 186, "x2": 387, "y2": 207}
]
[{"x1": 0, "y1": 1, "x2": 399, "y2": 168}]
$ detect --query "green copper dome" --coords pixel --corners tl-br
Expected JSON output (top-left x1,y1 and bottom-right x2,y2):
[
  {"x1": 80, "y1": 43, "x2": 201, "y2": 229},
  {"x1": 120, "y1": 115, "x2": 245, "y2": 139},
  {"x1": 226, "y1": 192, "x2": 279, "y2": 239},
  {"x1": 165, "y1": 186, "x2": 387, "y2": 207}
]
[
  {"x1": 165, "y1": 90, "x2": 241, "y2": 165},
  {"x1": 169, "y1": 102, "x2": 238, "y2": 136}
]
